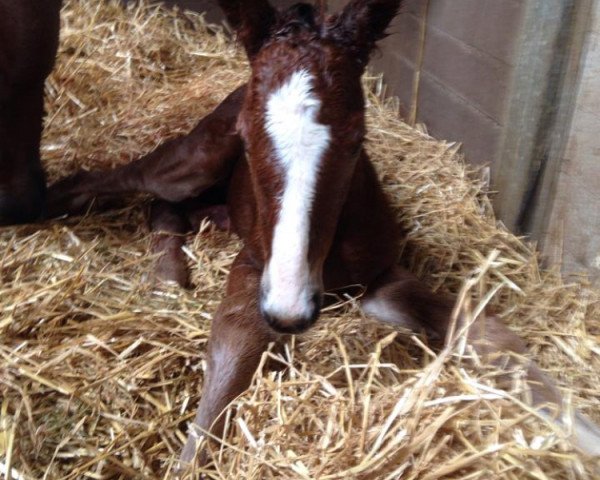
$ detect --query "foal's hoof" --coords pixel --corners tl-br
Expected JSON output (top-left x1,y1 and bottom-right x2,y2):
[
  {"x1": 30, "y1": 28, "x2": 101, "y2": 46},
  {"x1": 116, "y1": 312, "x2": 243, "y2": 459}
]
[
  {"x1": 176, "y1": 434, "x2": 211, "y2": 479},
  {"x1": 152, "y1": 236, "x2": 190, "y2": 288},
  {"x1": 188, "y1": 204, "x2": 231, "y2": 232}
]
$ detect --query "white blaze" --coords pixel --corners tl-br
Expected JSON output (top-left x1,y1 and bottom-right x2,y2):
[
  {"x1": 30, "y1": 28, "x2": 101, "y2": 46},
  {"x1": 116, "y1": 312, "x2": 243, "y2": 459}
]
[{"x1": 262, "y1": 69, "x2": 331, "y2": 320}]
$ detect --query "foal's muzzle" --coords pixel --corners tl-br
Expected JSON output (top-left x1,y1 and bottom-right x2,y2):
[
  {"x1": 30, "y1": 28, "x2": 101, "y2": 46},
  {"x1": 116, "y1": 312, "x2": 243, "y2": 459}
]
[{"x1": 259, "y1": 290, "x2": 322, "y2": 334}]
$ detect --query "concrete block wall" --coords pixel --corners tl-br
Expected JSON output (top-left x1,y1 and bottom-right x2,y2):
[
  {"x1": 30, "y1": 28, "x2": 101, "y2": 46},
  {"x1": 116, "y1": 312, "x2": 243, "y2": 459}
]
[{"x1": 370, "y1": 0, "x2": 526, "y2": 168}]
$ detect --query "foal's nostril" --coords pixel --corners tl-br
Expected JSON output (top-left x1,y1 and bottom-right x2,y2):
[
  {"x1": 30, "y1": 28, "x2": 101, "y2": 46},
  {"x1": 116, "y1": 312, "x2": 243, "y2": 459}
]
[{"x1": 311, "y1": 291, "x2": 322, "y2": 312}]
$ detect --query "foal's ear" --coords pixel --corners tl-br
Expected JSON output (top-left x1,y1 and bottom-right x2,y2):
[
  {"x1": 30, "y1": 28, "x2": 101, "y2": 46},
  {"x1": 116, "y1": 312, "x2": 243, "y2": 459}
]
[
  {"x1": 218, "y1": 0, "x2": 277, "y2": 59},
  {"x1": 326, "y1": 0, "x2": 401, "y2": 66}
]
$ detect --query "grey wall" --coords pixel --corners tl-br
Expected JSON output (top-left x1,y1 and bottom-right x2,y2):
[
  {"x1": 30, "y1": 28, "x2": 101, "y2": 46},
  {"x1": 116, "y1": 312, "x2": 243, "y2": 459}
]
[{"x1": 371, "y1": 0, "x2": 526, "y2": 169}]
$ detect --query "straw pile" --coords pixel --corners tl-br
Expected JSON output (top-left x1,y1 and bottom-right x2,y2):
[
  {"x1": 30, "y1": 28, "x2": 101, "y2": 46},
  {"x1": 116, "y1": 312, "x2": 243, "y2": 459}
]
[{"x1": 1, "y1": 1, "x2": 599, "y2": 478}]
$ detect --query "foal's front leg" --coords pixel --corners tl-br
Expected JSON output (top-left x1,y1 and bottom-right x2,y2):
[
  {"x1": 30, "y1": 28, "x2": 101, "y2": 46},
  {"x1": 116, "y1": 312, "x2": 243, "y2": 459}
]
[
  {"x1": 180, "y1": 248, "x2": 276, "y2": 467},
  {"x1": 149, "y1": 200, "x2": 191, "y2": 287},
  {"x1": 149, "y1": 189, "x2": 231, "y2": 288},
  {"x1": 362, "y1": 266, "x2": 600, "y2": 455}
]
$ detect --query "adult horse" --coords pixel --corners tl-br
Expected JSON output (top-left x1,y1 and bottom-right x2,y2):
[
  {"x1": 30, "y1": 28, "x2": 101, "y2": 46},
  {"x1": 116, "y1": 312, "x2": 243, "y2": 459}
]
[{"x1": 0, "y1": 0, "x2": 62, "y2": 225}]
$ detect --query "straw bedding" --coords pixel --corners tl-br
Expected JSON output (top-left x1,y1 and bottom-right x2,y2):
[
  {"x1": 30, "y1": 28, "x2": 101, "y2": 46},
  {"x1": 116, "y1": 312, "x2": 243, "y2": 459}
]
[{"x1": 1, "y1": 1, "x2": 599, "y2": 478}]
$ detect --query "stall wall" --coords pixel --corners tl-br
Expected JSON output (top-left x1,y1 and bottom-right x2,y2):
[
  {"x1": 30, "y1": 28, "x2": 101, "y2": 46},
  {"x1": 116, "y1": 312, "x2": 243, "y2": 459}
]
[
  {"x1": 370, "y1": 0, "x2": 526, "y2": 169},
  {"x1": 541, "y1": 1, "x2": 600, "y2": 282}
]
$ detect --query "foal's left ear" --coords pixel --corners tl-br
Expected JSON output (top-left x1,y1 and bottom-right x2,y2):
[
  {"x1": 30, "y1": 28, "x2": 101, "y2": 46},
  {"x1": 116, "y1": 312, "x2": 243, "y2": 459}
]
[
  {"x1": 218, "y1": 0, "x2": 277, "y2": 59},
  {"x1": 326, "y1": 0, "x2": 402, "y2": 67}
]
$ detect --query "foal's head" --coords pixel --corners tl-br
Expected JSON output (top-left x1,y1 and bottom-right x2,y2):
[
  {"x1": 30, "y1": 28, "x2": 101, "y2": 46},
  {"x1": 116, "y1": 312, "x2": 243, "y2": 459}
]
[{"x1": 221, "y1": 0, "x2": 401, "y2": 333}]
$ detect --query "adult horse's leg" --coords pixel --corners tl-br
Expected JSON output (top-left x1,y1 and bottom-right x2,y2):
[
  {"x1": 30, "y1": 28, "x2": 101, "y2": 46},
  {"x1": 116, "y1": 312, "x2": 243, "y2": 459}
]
[
  {"x1": 180, "y1": 248, "x2": 276, "y2": 468},
  {"x1": 0, "y1": 0, "x2": 62, "y2": 225},
  {"x1": 362, "y1": 266, "x2": 600, "y2": 456},
  {"x1": 0, "y1": 82, "x2": 48, "y2": 224},
  {"x1": 47, "y1": 85, "x2": 246, "y2": 217}
]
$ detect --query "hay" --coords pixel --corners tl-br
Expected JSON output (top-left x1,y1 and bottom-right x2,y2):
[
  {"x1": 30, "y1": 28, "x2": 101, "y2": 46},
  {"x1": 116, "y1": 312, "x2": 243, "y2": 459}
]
[{"x1": 1, "y1": 1, "x2": 599, "y2": 478}]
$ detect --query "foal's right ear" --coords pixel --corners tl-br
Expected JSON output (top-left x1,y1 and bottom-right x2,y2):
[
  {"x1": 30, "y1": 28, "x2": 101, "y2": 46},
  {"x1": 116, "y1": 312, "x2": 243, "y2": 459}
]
[
  {"x1": 326, "y1": 0, "x2": 402, "y2": 67},
  {"x1": 218, "y1": 0, "x2": 277, "y2": 59}
]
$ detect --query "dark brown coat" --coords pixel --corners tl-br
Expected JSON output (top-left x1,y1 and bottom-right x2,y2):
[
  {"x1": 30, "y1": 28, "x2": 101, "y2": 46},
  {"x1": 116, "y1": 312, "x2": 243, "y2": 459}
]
[{"x1": 0, "y1": 0, "x2": 62, "y2": 224}]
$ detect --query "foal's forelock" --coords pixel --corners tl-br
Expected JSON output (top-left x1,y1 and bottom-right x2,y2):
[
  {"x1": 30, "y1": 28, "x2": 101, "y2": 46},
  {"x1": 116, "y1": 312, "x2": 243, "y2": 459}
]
[{"x1": 259, "y1": 69, "x2": 331, "y2": 331}]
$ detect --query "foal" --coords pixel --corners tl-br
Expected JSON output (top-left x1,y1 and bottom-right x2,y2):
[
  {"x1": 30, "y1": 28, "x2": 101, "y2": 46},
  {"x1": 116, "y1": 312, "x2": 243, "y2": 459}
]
[{"x1": 47, "y1": 0, "x2": 600, "y2": 464}]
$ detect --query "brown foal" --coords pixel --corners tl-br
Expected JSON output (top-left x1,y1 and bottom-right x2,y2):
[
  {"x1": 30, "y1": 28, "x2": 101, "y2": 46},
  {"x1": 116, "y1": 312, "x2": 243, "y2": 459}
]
[{"x1": 46, "y1": 0, "x2": 600, "y2": 466}]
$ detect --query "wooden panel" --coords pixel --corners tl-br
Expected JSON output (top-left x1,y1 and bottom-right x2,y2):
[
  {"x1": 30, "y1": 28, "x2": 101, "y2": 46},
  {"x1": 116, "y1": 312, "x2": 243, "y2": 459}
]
[
  {"x1": 494, "y1": 0, "x2": 584, "y2": 231},
  {"x1": 538, "y1": 0, "x2": 599, "y2": 282}
]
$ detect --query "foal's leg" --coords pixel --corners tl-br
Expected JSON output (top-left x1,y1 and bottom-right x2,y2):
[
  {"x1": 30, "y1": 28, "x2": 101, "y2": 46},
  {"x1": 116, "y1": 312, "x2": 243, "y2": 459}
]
[
  {"x1": 180, "y1": 248, "x2": 276, "y2": 466},
  {"x1": 362, "y1": 267, "x2": 548, "y2": 384},
  {"x1": 150, "y1": 189, "x2": 232, "y2": 287},
  {"x1": 47, "y1": 85, "x2": 246, "y2": 217},
  {"x1": 181, "y1": 187, "x2": 231, "y2": 233},
  {"x1": 362, "y1": 266, "x2": 600, "y2": 455},
  {"x1": 149, "y1": 200, "x2": 191, "y2": 287}
]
